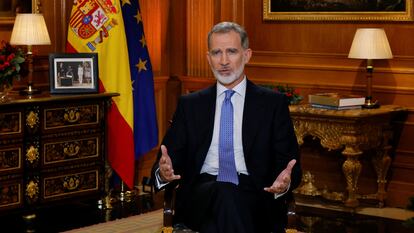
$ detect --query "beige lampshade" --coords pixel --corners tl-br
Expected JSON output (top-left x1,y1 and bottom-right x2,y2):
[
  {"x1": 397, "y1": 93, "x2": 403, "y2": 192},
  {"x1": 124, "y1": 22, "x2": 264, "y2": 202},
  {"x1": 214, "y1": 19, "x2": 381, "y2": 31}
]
[
  {"x1": 348, "y1": 28, "x2": 393, "y2": 59},
  {"x1": 10, "y1": 13, "x2": 51, "y2": 46}
]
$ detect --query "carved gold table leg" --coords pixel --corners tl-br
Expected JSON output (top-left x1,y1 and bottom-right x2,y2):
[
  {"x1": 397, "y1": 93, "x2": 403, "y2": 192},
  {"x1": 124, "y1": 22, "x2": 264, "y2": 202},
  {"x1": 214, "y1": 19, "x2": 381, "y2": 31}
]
[
  {"x1": 372, "y1": 130, "x2": 393, "y2": 207},
  {"x1": 341, "y1": 135, "x2": 362, "y2": 208}
]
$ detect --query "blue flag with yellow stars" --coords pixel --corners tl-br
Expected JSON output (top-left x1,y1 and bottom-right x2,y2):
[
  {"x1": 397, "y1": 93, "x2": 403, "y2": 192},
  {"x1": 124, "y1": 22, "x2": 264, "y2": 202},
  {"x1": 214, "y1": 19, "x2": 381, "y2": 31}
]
[{"x1": 121, "y1": 0, "x2": 158, "y2": 159}]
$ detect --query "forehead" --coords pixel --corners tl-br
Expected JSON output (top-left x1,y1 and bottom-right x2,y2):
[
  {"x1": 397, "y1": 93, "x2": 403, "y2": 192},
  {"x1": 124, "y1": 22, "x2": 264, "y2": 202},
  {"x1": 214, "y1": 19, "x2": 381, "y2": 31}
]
[{"x1": 209, "y1": 30, "x2": 242, "y2": 50}]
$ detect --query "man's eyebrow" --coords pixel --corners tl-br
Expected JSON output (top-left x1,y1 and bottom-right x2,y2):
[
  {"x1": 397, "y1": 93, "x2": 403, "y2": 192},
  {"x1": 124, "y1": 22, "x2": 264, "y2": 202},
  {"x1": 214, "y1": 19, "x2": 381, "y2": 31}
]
[
  {"x1": 209, "y1": 48, "x2": 221, "y2": 53},
  {"x1": 226, "y1": 48, "x2": 238, "y2": 52}
]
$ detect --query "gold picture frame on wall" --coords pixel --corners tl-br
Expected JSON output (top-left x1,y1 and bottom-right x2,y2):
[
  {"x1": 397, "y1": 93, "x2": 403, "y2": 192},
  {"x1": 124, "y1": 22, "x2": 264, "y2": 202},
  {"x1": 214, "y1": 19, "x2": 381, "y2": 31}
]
[
  {"x1": 0, "y1": 0, "x2": 37, "y2": 25},
  {"x1": 263, "y1": 0, "x2": 413, "y2": 21}
]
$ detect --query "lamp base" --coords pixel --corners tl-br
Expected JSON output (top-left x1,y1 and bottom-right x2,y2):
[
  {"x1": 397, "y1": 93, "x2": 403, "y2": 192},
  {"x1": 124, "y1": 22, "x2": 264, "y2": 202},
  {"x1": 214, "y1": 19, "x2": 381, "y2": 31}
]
[
  {"x1": 19, "y1": 83, "x2": 41, "y2": 96},
  {"x1": 362, "y1": 100, "x2": 380, "y2": 109}
]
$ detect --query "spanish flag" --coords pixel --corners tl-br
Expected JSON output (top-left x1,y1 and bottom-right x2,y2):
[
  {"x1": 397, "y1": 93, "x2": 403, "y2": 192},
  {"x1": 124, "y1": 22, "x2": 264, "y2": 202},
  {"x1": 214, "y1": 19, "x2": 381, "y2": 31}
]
[{"x1": 66, "y1": 0, "x2": 157, "y2": 188}]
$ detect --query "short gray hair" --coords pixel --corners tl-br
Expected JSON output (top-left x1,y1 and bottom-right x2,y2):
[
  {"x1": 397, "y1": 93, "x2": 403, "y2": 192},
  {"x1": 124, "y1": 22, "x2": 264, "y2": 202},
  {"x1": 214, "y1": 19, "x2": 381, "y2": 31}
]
[{"x1": 207, "y1": 22, "x2": 249, "y2": 50}]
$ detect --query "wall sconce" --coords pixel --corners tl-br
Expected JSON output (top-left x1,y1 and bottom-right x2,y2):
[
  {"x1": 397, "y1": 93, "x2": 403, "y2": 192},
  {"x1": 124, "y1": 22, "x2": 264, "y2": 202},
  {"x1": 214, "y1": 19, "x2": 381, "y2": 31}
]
[
  {"x1": 348, "y1": 28, "x2": 393, "y2": 109},
  {"x1": 10, "y1": 13, "x2": 51, "y2": 95}
]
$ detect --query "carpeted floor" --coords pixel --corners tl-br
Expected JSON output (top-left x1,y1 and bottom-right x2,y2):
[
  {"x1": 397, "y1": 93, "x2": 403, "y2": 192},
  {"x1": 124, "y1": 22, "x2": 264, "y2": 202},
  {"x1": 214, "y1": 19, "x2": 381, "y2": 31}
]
[
  {"x1": 62, "y1": 208, "x2": 303, "y2": 233},
  {"x1": 64, "y1": 209, "x2": 164, "y2": 233}
]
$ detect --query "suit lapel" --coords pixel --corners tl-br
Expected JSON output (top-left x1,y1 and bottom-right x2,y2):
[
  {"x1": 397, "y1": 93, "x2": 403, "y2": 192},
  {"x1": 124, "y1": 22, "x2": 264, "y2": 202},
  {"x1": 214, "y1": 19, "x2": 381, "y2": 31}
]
[
  {"x1": 242, "y1": 80, "x2": 266, "y2": 158},
  {"x1": 194, "y1": 85, "x2": 217, "y2": 171}
]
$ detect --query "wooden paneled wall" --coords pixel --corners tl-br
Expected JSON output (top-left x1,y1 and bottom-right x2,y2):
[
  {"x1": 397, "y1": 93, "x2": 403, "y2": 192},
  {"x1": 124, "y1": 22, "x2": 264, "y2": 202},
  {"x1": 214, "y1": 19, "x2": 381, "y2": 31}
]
[{"x1": 2, "y1": 0, "x2": 413, "y2": 208}]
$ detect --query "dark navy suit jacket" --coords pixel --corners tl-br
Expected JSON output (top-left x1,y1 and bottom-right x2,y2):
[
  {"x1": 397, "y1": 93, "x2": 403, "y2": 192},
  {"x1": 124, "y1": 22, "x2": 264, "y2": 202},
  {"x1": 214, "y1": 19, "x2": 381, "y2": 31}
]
[{"x1": 153, "y1": 79, "x2": 301, "y2": 229}]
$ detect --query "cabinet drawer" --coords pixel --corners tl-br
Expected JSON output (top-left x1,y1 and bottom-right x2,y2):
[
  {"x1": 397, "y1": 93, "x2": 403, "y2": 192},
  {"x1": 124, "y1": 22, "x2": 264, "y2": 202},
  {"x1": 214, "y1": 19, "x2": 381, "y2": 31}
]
[
  {"x1": 42, "y1": 169, "x2": 100, "y2": 201},
  {"x1": 43, "y1": 135, "x2": 101, "y2": 166},
  {"x1": 0, "y1": 111, "x2": 22, "y2": 137},
  {"x1": 0, "y1": 179, "x2": 23, "y2": 210},
  {"x1": 43, "y1": 104, "x2": 100, "y2": 131},
  {"x1": 0, "y1": 147, "x2": 23, "y2": 175}
]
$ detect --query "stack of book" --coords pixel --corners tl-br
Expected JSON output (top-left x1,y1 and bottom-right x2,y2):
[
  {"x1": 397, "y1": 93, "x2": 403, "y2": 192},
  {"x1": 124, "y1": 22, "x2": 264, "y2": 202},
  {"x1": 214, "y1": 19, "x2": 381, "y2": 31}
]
[{"x1": 308, "y1": 93, "x2": 365, "y2": 110}]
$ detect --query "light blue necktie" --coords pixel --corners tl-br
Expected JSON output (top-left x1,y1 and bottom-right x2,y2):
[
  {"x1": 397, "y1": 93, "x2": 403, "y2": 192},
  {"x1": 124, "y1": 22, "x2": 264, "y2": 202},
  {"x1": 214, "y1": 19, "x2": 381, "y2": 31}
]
[{"x1": 217, "y1": 90, "x2": 239, "y2": 185}]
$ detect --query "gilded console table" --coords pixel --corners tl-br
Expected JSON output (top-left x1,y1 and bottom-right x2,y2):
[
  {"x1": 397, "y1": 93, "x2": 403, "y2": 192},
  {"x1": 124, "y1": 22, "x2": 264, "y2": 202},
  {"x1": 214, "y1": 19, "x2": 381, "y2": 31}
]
[{"x1": 289, "y1": 104, "x2": 405, "y2": 208}]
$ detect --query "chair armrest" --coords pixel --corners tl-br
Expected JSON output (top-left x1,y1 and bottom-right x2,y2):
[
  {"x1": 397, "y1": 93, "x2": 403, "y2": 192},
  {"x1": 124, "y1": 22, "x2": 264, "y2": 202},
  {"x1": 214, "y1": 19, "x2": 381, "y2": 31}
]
[{"x1": 163, "y1": 185, "x2": 175, "y2": 227}]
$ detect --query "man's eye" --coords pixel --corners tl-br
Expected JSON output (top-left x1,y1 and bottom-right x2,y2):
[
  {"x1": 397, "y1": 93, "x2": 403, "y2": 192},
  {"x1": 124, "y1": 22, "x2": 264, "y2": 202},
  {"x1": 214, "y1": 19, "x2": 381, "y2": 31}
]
[
  {"x1": 211, "y1": 51, "x2": 221, "y2": 56},
  {"x1": 227, "y1": 49, "x2": 238, "y2": 55}
]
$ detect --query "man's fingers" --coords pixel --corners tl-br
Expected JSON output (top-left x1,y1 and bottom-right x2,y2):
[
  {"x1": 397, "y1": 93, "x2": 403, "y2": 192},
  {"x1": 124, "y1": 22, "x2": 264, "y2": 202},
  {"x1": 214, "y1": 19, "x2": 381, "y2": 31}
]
[
  {"x1": 264, "y1": 185, "x2": 284, "y2": 193},
  {"x1": 172, "y1": 174, "x2": 181, "y2": 180},
  {"x1": 159, "y1": 145, "x2": 171, "y2": 166},
  {"x1": 159, "y1": 155, "x2": 167, "y2": 164},
  {"x1": 286, "y1": 159, "x2": 296, "y2": 172},
  {"x1": 161, "y1": 145, "x2": 168, "y2": 156}
]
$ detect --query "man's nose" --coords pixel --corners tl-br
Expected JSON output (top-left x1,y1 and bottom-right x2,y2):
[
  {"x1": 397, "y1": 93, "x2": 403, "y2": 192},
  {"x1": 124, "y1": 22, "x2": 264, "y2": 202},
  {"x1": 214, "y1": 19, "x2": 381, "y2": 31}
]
[{"x1": 219, "y1": 53, "x2": 230, "y2": 65}]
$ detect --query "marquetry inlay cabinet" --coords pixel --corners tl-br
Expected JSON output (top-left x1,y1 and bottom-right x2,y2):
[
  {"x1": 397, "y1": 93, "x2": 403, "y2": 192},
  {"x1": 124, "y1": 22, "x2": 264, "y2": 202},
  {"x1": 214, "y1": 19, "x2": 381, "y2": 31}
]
[{"x1": 0, "y1": 93, "x2": 117, "y2": 213}]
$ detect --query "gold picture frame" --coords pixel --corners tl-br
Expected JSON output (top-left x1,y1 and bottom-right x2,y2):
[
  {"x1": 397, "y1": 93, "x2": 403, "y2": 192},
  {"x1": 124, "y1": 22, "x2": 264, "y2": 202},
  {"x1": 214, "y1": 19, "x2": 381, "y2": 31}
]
[
  {"x1": 0, "y1": 0, "x2": 37, "y2": 25},
  {"x1": 263, "y1": 0, "x2": 413, "y2": 21}
]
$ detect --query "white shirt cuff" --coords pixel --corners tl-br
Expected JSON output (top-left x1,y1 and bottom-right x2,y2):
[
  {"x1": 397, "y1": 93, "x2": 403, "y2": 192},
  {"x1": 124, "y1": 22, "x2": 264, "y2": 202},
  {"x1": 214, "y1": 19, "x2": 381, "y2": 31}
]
[{"x1": 155, "y1": 167, "x2": 169, "y2": 189}]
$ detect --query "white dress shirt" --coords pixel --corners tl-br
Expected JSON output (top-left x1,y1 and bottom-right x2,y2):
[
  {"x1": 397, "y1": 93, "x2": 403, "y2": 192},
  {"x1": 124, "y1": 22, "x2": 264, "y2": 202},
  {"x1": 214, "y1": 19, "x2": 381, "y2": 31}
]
[{"x1": 200, "y1": 77, "x2": 248, "y2": 175}]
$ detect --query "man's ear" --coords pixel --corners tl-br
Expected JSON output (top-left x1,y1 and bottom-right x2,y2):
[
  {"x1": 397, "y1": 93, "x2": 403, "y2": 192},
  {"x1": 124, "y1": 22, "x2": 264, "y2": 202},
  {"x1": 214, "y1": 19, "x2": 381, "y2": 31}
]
[
  {"x1": 206, "y1": 51, "x2": 212, "y2": 66},
  {"x1": 244, "y1": 48, "x2": 252, "y2": 63}
]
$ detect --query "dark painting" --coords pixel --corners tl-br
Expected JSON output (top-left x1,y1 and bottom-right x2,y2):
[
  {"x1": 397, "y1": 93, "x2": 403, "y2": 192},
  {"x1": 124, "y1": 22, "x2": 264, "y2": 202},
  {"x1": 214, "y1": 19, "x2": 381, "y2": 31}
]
[
  {"x1": 0, "y1": 0, "x2": 32, "y2": 18},
  {"x1": 264, "y1": 0, "x2": 412, "y2": 21},
  {"x1": 270, "y1": 0, "x2": 406, "y2": 12}
]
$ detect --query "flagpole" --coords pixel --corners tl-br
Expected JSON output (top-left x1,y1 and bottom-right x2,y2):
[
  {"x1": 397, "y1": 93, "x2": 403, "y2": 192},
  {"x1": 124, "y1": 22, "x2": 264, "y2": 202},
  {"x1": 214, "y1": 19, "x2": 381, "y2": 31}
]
[{"x1": 119, "y1": 181, "x2": 136, "y2": 202}]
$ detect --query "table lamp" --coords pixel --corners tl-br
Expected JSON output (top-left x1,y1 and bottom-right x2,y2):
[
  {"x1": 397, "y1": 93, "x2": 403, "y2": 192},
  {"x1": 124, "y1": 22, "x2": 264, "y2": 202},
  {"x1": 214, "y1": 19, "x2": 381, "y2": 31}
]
[
  {"x1": 10, "y1": 13, "x2": 51, "y2": 95},
  {"x1": 348, "y1": 28, "x2": 393, "y2": 109}
]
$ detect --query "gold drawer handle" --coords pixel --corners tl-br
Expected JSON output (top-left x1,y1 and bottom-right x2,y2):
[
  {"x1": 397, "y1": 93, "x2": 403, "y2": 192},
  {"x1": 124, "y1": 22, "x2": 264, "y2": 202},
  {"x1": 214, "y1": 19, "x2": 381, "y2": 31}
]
[
  {"x1": 63, "y1": 175, "x2": 80, "y2": 191},
  {"x1": 63, "y1": 143, "x2": 80, "y2": 157},
  {"x1": 26, "y1": 145, "x2": 39, "y2": 163},
  {"x1": 26, "y1": 111, "x2": 39, "y2": 128},
  {"x1": 26, "y1": 180, "x2": 39, "y2": 199},
  {"x1": 64, "y1": 109, "x2": 81, "y2": 123}
]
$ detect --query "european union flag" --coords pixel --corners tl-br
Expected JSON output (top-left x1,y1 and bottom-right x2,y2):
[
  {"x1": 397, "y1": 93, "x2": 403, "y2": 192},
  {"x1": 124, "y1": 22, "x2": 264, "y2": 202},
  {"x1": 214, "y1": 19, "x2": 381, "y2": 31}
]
[{"x1": 121, "y1": 1, "x2": 158, "y2": 159}]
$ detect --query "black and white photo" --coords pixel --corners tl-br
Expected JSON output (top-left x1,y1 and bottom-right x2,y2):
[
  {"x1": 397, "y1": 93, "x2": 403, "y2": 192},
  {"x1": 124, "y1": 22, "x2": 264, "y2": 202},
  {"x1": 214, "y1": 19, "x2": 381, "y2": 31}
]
[{"x1": 49, "y1": 53, "x2": 98, "y2": 94}]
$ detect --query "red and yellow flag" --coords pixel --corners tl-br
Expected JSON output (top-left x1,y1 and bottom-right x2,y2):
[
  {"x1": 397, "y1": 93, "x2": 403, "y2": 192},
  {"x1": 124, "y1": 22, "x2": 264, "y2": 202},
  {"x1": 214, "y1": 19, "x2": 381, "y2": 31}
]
[{"x1": 66, "y1": 0, "x2": 135, "y2": 188}]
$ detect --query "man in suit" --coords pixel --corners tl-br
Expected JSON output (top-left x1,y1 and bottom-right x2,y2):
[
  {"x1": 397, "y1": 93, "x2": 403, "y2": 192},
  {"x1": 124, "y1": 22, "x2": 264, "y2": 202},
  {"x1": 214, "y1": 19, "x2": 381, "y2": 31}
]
[{"x1": 152, "y1": 21, "x2": 301, "y2": 233}]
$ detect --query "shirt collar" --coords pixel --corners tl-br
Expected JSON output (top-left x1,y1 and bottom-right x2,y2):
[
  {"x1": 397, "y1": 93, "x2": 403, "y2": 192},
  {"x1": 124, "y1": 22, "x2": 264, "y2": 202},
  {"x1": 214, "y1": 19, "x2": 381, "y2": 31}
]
[{"x1": 217, "y1": 76, "x2": 247, "y2": 98}]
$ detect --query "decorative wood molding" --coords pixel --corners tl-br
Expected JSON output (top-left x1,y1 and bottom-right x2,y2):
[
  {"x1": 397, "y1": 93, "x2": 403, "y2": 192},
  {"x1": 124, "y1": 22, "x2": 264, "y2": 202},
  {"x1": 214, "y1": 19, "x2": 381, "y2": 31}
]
[
  {"x1": 153, "y1": 76, "x2": 169, "y2": 140},
  {"x1": 249, "y1": 51, "x2": 414, "y2": 74}
]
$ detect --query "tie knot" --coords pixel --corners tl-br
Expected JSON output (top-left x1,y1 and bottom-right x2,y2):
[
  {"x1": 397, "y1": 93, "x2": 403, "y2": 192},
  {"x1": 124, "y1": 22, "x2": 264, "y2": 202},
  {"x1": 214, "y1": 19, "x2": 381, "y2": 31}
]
[{"x1": 224, "y1": 90, "x2": 235, "y2": 101}]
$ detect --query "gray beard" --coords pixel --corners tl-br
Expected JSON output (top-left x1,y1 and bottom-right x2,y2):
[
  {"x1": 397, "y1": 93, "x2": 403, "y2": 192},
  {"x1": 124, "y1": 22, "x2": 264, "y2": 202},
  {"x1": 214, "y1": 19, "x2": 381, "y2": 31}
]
[{"x1": 212, "y1": 63, "x2": 245, "y2": 86}]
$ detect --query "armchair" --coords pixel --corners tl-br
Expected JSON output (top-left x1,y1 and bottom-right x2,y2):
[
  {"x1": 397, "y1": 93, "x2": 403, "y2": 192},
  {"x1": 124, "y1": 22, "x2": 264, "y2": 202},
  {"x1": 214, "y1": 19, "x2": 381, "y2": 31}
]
[
  {"x1": 160, "y1": 184, "x2": 296, "y2": 233},
  {"x1": 161, "y1": 184, "x2": 196, "y2": 233}
]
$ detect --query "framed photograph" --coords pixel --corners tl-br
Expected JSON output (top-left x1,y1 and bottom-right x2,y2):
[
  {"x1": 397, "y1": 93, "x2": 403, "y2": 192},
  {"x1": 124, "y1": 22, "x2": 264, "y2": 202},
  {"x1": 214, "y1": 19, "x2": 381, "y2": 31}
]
[
  {"x1": 49, "y1": 53, "x2": 98, "y2": 94},
  {"x1": 263, "y1": 0, "x2": 413, "y2": 21}
]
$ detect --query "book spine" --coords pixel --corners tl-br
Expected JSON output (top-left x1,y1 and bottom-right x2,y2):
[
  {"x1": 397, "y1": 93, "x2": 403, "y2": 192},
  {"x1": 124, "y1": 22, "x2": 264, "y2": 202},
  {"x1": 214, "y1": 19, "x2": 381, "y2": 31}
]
[
  {"x1": 309, "y1": 95, "x2": 340, "y2": 106},
  {"x1": 310, "y1": 103, "x2": 362, "y2": 110}
]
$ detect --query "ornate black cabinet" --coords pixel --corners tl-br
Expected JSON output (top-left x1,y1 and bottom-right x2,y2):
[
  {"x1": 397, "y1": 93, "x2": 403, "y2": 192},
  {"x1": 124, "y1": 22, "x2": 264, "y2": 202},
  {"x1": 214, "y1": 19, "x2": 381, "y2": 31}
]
[{"x1": 0, "y1": 93, "x2": 117, "y2": 212}]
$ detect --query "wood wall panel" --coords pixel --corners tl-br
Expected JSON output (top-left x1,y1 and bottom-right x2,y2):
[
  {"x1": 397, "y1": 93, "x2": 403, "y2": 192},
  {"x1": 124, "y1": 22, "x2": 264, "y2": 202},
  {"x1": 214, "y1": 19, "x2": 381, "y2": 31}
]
[
  {"x1": 187, "y1": 0, "x2": 214, "y2": 77},
  {"x1": 168, "y1": 1, "x2": 187, "y2": 77},
  {"x1": 140, "y1": 0, "x2": 171, "y2": 76}
]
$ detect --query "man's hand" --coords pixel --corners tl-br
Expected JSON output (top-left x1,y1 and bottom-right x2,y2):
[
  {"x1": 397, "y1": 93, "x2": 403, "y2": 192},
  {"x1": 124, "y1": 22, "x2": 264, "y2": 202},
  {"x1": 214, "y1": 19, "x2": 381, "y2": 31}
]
[
  {"x1": 264, "y1": 159, "x2": 296, "y2": 194},
  {"x1": 158, "y1": 145, "x2": 181, "y2": 182}
]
